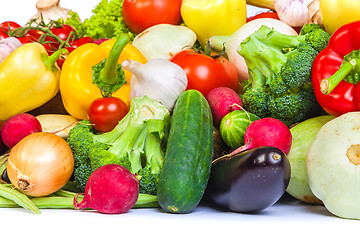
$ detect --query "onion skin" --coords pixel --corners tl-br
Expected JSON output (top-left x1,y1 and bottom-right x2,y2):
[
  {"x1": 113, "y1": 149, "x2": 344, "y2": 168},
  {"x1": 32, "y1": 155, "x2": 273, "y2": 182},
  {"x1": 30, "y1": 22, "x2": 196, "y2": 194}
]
[{"x1": 7, "y1": 132, "x2": 74, "y2": 197}]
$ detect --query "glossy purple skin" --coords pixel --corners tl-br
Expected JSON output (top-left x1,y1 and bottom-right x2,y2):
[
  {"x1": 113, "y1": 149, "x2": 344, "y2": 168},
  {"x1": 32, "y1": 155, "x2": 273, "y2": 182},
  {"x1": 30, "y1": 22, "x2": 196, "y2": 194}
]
[{"x1": 207, "y1": 146, "x2": 291, "y2": 212}]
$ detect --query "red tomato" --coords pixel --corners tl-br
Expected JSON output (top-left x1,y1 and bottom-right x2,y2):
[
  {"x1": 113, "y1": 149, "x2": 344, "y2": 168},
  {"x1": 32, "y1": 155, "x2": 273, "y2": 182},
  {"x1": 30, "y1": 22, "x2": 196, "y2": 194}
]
[
  {"x1": 88, "y1": 97, "x2": 129, "y2": 133},
  {"x1": 0, "y1": 21, "x2": 21, "y2": 31},
  {"x1": 122, "y1": 0, "x2": 182, "y2": 34},
  {"x1": 171, "y1": 50, "x2": 239, "y2": 98},
  {"x1": 0, "y1": 28, "x2": 8, "y2": 41}
]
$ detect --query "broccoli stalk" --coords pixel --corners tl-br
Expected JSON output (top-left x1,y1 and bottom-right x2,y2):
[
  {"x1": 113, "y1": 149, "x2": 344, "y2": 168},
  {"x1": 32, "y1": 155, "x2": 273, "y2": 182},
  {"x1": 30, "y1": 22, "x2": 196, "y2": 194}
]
[
  {"x1": 238, "y1": 24, "x2": 330, "y2": 126},
  {"x1": 67, "y1": 95, "x2": 170, "y2": 201}
]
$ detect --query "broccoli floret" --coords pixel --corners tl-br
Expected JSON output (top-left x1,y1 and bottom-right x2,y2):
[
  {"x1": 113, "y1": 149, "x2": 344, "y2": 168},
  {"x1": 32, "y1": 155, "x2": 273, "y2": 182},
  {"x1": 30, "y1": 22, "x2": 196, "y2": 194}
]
[
  {"x1": 238, "y1": 24, "x2": 330, "y2": 126},
  {"x1": 67, "y1": 96, "x2": 170, "y2": 195},
  {"x1": 73, "y1": 164, "x2": 93, "y2": 192}
]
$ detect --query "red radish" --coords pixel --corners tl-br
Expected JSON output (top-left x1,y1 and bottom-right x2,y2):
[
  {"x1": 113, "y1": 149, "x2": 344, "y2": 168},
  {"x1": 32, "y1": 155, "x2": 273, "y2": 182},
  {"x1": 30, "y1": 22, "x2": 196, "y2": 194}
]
[
  {"x1": 74, "y1": 164, "x2": 139, "y2": 214},
  {"x1": 231, "y1": 118, "x2": 292, "y2": 155},
  {"x1": 1, "y1": 113, "x2": 42, "y2": 148},
  {"x1": 206, "y1": 87, "x2": 243, "y2": 125}
]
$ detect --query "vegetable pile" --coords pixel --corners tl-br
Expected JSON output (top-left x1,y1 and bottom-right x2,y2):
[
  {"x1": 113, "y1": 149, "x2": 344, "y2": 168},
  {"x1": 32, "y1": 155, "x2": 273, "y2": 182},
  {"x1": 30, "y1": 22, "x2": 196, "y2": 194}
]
[{"x1": 2, "y1": 0, "x2": 360, "y2": 220}]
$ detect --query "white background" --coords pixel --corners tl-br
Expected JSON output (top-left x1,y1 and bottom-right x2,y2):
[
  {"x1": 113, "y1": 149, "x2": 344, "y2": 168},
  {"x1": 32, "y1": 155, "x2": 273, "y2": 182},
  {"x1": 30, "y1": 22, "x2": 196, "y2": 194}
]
[{"x1": 0, "y1": 1, "x2": 357, "y2": 239}]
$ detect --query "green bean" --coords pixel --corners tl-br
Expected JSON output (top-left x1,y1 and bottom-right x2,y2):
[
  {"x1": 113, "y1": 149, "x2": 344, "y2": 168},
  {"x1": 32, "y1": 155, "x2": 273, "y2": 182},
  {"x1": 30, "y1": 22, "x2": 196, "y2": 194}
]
[
  {"x1": 31, "y1": 196, "x2": 84, "y2": 209},
  {"x1": 0, "y1": 183, "x2": 40, "y2": 214},
  {"x1": 54, "y1": 189, "x2": 80, "y2": 198},
  {"x1": 0, "y1": 196, "x2": 18, "y2": 208}
]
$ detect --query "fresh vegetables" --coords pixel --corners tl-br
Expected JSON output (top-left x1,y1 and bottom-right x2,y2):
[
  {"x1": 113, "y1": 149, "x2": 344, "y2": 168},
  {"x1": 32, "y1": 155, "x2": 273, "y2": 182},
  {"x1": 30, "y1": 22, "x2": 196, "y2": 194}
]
[
  {"x1": 0, "y1": 43, "x2": 62, "y2": 122},
  {"x1": 132, "y1": 24, "x2": 197, "y2": 60},
  {"x1": 67, "y1": 95, "x2": 169, "y2": 196},
  {"x1": 0, "y1": 37, "x2": 21, "y2": 63},
  {"x1": 311, "y1": 21, "x2": 360, "y2": 117},
  {"x1": 206, "y1": 87, "x2": 243, "y2": 125},
  {"x1": 239, "y1": 24, "x2": 330, "y2": 126},
  {"x1": 60, "y1": 35, "x2": 147, "y2": 120},
  {"x1": 74, "y1": 164, "x2": 139, "y2": 214},
  {"x1": 181, "y1": 0, "x2": 247, "y2": 46},
  {"x1": 171, "y1": 49, "x2": 239, "y2": 98},
  {"x1": 88, "y1": 97, "x2": 129, "y2": 133},
  {"x1": 209, "y1": 18, "x2": 298, "y2": 81},
  {"x1": 307, "y1": 112, "x2": 360, "y2": 219},
  {"x1": 220, "y1": 110, "x2": 260, "y2": 149},
  {"x1": 286, "y1": 115, "x2": 334, "y2": 204},
  {"x1": 7, "y1": 132, "x2": 74, "y2": 197},
  {"x1": 320, "y1": 0, "x2": 360, "y2": 34},
  {"x1": 207, "y1": 146, "x2": 291, "y2": 212},
  {"x1": 35, "y1": 114, "x2": 78, "y2": 139},
  {"x1": 122, "y1": 58, "x2": 188, "y2": 111},
  {"x1": 231, "y1": 118, "x2": 292, "y2": 155},
  {"x1": 122, "y1": 0, "x2": 182, "y2": 35},
  {"x1": 1, "y1": 113, "x2": 42, "y2": 148},
  {"x1": 157, "y1": 90, "x2": 213, "y2": 213}
]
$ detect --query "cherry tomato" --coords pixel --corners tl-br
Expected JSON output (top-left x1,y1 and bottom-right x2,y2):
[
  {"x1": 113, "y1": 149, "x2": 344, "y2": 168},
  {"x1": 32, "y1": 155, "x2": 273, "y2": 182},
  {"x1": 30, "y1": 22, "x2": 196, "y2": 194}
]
[
  {"x1": 0, "y1": 28, "x2": 8, "y2": 41},
  {"x1": 69, "y1": 36, "x2": 94, "y2": 48},
  {"x1": 88, "y1": 97, "x2": 129, "y2": 133},
  {"x1": 17, "y1": 36, "x2": 35, "y2": 44},
  {"x1": 47, "y1": 24, "x2": 77, "y2": 47},
  {"x1": 0, "y1": 21, "x2": 21, "y2": 32},
  {"x1": 122, "y1": 0, "x2": 182, "y2": 34},
  {"x1": 25, "y1": 29, "x2": 45, "y2": 41},
  {"x1": 171, "y1": 50, "x2": 239, "y2": 97}
]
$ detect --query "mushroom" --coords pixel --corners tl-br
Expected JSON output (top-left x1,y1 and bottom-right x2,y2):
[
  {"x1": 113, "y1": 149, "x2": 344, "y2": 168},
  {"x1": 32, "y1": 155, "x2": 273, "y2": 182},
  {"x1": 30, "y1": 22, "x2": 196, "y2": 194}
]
[{"x1": 28, "y1": 0, "x2": 74, "y2": 25}]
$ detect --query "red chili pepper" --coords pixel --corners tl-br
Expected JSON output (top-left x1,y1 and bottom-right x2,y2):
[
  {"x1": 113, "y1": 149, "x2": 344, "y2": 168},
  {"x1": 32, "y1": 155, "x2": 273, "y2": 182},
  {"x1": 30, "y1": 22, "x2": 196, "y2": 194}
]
[{"x1": 312, "y1": 20, "x2": 360, "y2": 116}]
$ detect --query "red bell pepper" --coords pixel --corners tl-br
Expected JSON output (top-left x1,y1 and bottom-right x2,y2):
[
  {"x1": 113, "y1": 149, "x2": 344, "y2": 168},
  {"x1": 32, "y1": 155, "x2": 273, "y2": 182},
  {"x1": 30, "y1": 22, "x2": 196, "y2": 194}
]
[{"x1": 312, "y1": 20, "x2": 360, "y2": 116}]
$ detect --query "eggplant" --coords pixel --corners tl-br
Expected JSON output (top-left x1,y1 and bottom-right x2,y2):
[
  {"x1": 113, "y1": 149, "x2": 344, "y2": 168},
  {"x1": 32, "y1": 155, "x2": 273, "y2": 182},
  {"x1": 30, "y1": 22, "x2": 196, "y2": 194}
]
[{"x1": 206, "y1": 146, "x2": 291, "y2": 212}]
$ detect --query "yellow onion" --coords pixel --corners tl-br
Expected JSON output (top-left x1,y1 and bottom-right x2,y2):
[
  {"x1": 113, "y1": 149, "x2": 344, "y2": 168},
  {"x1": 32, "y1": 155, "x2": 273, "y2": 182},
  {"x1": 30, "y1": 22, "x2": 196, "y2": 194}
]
[{"x1": 7, "y1": 132, "x2": 74, "y2": 197}]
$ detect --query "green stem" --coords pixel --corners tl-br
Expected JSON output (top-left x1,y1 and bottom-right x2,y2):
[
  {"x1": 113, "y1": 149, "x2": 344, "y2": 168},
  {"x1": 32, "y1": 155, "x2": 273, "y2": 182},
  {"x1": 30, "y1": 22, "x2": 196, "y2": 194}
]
[
  {"x1": 99, "y1": 34, "x2": 130, "y2": 86},
  {"x1": 43, "y1": 48, "x2": 68, "y2": 70},
  {"x1": 321, "y1": 59, "x2": 357, "y2": 94}
]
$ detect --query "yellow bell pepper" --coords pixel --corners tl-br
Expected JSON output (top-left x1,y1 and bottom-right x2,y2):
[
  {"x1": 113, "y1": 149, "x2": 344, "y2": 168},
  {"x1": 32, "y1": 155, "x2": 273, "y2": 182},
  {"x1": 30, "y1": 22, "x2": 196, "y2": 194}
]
[
  {"x1": 0, "y1": 43, "x2": 61, "y2": 121},
  {"x1": 320, "y1": 0, "x2": 360, "y2": 34},
  {"x1": 60, "y1": 34, "x2": 147, "y2": 120},
  {"x1": 181, "y1": 0, "x2": 247, "y2": 46}
]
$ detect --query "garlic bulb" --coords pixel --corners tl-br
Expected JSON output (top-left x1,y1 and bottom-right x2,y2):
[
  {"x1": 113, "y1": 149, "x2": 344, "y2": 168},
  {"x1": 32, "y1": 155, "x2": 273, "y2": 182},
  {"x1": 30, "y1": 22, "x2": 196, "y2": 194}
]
[
  {"x1": 0, "y1": 37, "x2": 22, "y2": 64},
  {"x1": 275, "y1": 0, "x2": 313, "y2": 27},
  {"x1": 122, "y1": 59, "x2": 188, "y2": 111},
  {"x1": 28, "y1": 0, "x2": 74, "y2": 25}
]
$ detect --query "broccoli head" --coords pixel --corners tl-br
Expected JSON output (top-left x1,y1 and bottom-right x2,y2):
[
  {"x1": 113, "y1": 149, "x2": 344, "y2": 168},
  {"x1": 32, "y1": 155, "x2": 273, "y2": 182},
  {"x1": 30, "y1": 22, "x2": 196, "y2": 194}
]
[
  {"x1": 67, "y1": 96, "x2": 170, "y2": 195},
  {"x1": 238, "y1": 24, "x2": 330, "y2": 126}
]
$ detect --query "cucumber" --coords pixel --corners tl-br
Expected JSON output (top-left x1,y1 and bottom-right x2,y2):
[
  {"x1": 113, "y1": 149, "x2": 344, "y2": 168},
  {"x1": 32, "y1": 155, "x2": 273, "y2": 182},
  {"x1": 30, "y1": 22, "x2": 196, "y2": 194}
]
[
  {"x1": 157, "y1": 90, "x2": 213, "y2": 213},
  {"x1": 220, "y1": 110, "x2": 260, "y2": 149}
]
